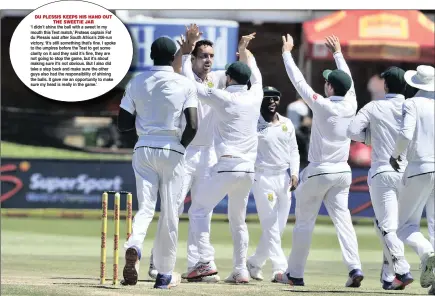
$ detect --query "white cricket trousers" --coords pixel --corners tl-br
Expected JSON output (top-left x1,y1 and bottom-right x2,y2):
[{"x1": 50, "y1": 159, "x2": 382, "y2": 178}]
[
  {"x1": 189, "y1": 157, "x2": 255, "y2": 272},
  {"x1": 124, "y1": 146, "x2": 185, "y2": 274},
  {"x1": 287, "y1": 163, "x2": 362, "y2": 278},
  {"x1": 179, "y1": 146, "x2": 217, "y2": 269},
  {"x1": 368, "y1": 169, "x2": 409, "y2": 280},
  {"x1": 249, "y1": 168, "x2": 292, "y2": 272},
  {"x1": 397, "y1": 171, "x2": 435, "y2": 261}
]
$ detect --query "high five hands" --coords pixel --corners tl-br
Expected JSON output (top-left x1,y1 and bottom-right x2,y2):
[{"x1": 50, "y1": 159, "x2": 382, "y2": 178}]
[
  {"x1": 237, "y1": 32, "x2": 256, "y2": 61},
  {"x1": 325, "y1": 35, "x2": 341, "y2": 54},
  {"x1": 281, "y1": 34, "x2": 294, "y2": 53},
  {"x1": 177, "y1": 24, "x2": 203, "y2": 55}
]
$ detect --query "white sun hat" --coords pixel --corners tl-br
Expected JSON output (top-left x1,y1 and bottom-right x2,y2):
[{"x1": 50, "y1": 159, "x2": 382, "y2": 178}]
[{"x1": 404, "y1": 65, "x2": 435, "y2": 92}]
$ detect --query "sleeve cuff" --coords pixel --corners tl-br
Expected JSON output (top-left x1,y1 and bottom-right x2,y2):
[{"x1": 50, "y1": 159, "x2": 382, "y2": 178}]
[{"x1": 282, "y1": 51, "x2": 292, "y2": 59}]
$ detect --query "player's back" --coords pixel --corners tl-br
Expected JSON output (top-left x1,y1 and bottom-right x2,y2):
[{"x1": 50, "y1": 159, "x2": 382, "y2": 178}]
[
  {"x1": 129, "y1": 68, "x2": 194, "y2": 140},
  {"x1": 309, "y1": 97, "x2": 356, "y2": 164},
  {"x1": 213, "y1": 86, "x2": 262, "y2": 163},
  {"x1": 367, "y1": 95, "x2": 406, "y2": 166},
  {"x1": 406, "y1": 94, "x2": 435, "y2": 164}
]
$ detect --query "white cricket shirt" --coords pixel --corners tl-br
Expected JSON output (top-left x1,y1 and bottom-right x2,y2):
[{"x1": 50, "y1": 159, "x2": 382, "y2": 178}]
[
  {"x1": 347, "y1": 93, "x2": 407, "y2": 175},
  {"x1": 120, "y1": 66, "x2": 198, "y2": 153},
  {"x1": 183, "y1": 56, "x2": 263, "y2": 164},
  {"x1": 282, "y1": 51, "x2": 357, "y2": 172},
  {"x1": 392, "y1": 90, "x2": 435, "y2": 176},
  {"x1": 181, "y1": 55, "x2": 226, "y2": 147},
  {"x1": 256, "y1": 113, "x2": 300, "y2": 176}
]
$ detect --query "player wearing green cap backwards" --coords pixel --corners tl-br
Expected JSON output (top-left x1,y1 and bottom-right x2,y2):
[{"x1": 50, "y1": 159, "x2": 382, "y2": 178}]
[{"x1": 275, "y1": 34, "x2": 364, "y2": 288}]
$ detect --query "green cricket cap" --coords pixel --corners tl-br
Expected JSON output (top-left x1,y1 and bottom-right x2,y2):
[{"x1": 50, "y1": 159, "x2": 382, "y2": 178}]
[
  {"x1": 263, "y1": 86, "x2": 281, "y2": 97},
  {"x1": 323, "y1": 69, "x2": 352, "y2": 95},
  {"x1": 225, "y1": 61, "x2": 251, "y2": 85}
]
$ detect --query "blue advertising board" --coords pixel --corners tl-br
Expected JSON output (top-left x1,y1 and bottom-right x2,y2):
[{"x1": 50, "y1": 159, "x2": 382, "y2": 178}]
[
  {"x1": 121, "y1": 18, "x2": 239, "y2": 72},
  {"x1": 1, "y1": 158, "x2": 383, "y2": 218}
]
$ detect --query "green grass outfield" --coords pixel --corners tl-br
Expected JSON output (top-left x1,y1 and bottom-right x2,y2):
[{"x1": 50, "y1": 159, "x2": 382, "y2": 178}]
[
  {"x1": 1, "y1": 217, "x2": 433, "y2": 296},
  {"x1": 1, "y1": 142, "x2": 132, "y2": 161}
]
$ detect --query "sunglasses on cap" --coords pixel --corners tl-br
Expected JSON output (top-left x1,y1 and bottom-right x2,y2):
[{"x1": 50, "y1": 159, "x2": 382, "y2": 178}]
[{"x1": 263, "y1": 96, "x2": 280, "y2": 101}]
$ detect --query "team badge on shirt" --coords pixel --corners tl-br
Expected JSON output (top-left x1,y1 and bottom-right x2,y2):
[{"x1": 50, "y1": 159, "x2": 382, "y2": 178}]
[
  {"x1": 313, "y1": 94, "x2": 318, "y2": 100},
  {"x1": 207, "y1": 81, "x2": 214, "y2": 88},
  {"x1": 267, "y1": 193, "x2": 274, "y2": 202},
  {"x1": 282, "y1": 124, "x2": 288, "y2": 132}
]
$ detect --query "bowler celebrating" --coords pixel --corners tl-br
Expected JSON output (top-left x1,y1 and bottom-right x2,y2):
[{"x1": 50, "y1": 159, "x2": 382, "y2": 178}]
[{"x1": 182, "y1": 33, "x2": 263, "y2": 283}]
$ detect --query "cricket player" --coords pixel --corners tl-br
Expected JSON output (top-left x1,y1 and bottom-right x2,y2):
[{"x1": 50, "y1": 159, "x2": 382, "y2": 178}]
[
  {"x1": 347, "y1": 66, "x2": 414, "y2": 290},
  {"x1": 147, "y1": 25, "x2": 225, "y2": 283},
  {"x1": 389, "y1": 65, "x2": 435, "y2": 293},
  {"x1": 118, "y1": 36, "x2": 199, "y2": 289},
  {"x1": 246, "y1": 86, "x2": 300, "y2": 282},
  {"x1": 276, "y1": 34, "x2": 363, "y2": 287},
  {"x1": 404, "y1": 83, "x2": 435, "y2": 248},
  {"x1": 180, "y1": 32, "x2": 263, "y2": 283}
]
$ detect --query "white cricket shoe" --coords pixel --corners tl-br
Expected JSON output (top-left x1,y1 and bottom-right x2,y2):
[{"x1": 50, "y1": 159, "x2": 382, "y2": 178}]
[
  {"x1": 428, "y1": 285, "x2": 435, "y2": 295},
  {"x1": 185, "y1": 261, "x2": 218, "y2": 280},
  {"x1": 246, "y1": 260, "x2": 263, "y2": 281},
  {"x1": 271, "y1": 270, "x2": 285, "y2": 283},
  {"x1": 182, "y1": 267, "x2": 220, "y2": 283},
  {"x1": 420, "y1": 252, "x2": 435, "y2": 288},
  {"x1": 148, "y1": 252, "x2": 158, "y2": 280},
  {"x1": 224, "y1": 270, "x2": 249, "y2": 284}
]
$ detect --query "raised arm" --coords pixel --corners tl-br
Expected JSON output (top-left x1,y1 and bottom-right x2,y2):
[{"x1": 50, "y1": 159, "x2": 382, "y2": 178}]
[
  {"x1": 247, "y1": 54, "x2": 263, "y2": 96},
  {"x1": 181, "y1": 54, "x2": 196, "y2": 81},
  {"x1": 174, "y1": 25, "x2": 200, "y2": 74},
  {"x1": 325, "y1": 35, "x2": 357, "y2": 109},
  {"x1": 282, "y1": 34, "x2": 326, "y2": 110},
  {"x1": 236, "y1": 33, "x2": 263, "y2": 97}
]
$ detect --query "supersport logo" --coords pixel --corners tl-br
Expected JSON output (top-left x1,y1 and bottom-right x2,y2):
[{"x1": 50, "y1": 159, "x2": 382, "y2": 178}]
[{"x1": 0, "y1": 162, "x2": 29, "y2": 202}]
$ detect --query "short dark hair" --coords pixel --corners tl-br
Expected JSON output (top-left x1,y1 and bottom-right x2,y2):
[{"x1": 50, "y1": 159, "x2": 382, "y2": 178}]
[
  {"x1": 192, "y1": 40, "x2": 214, "y2": 57},
  {"x1": 381, "y1": 66, "x2": 406, "y2": 94}
]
